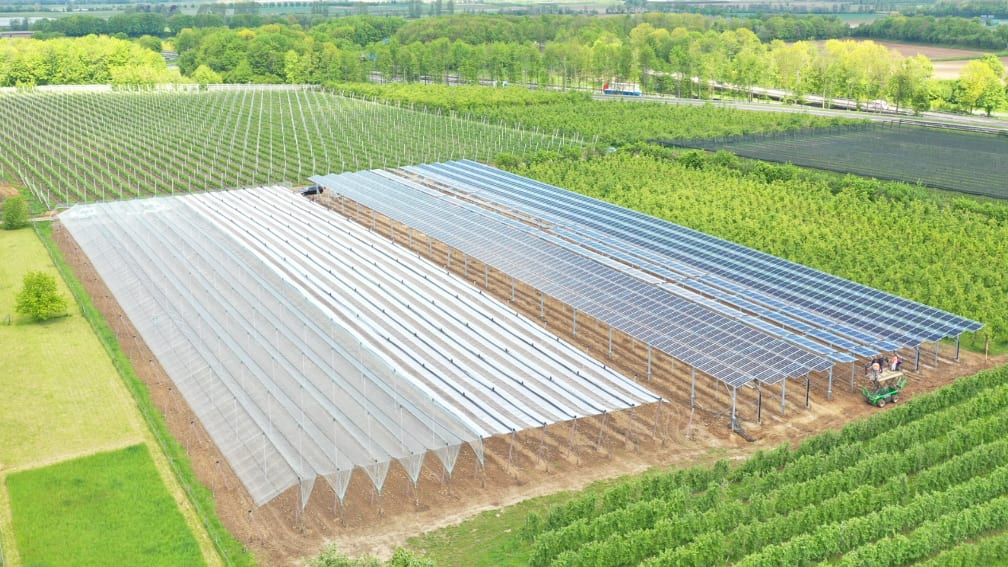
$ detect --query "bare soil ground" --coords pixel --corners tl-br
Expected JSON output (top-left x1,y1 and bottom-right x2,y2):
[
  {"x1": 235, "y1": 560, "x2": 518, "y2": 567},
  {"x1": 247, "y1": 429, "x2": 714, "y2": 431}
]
[
  {"x1": 0, "y1": 183, "x2": 19, "y2": 199},
  {"x1": 872, "y1": 41, "x2": 991, "y2": 60},
  {"x1": 814, "y1": 40, "x2": 1008, "y2": 80},
  {"x1": 53, "y1": 205, "x2": 1008, "y2": 567}
]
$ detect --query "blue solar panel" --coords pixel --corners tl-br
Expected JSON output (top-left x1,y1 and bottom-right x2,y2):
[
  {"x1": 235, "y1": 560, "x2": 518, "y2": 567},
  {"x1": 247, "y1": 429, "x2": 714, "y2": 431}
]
[
  {"x1": 411, "y1": 161, "x2": 981, "y2": 352},
  {"x1": 312, "y1": 170, "x2": 836, "y2": 388}
]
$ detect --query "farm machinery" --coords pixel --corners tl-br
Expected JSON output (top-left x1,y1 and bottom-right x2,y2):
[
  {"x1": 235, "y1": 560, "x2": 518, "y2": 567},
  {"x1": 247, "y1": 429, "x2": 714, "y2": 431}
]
[{"x1": 862, "y1": 369, "x2": 907, "y2": 408}]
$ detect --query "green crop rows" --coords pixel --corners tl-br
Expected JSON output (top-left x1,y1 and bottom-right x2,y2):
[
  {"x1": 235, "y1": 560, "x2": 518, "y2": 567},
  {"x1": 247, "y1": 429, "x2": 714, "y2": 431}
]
[
  {"x1": 674, "y1": 124, "x2": 1008, "y2": 199},
  {"x1": 0, "y1": 86, "x2": 568, "y2": 209},
  {"x1": 514, "y1": 365, "x2": 1008, "y2": 566}
]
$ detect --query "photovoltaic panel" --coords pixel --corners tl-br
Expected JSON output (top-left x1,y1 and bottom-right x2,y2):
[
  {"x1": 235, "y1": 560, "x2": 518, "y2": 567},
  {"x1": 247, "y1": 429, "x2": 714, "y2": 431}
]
[
  {"x1": 312, "y1": 171, "x2": 835, "y2": 388},
  {"x1": 408, "y1": 160, "x2": 981, "y2": 350}
]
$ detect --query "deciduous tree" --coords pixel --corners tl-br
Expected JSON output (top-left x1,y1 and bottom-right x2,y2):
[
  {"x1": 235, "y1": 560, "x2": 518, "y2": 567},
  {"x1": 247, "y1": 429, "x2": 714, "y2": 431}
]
[
  {"x1": 15, "y1": 271, "x2": 68, "y2": 322},
  {"x1": 2, "y1": 195, "x2": 28, "y2": 230}
]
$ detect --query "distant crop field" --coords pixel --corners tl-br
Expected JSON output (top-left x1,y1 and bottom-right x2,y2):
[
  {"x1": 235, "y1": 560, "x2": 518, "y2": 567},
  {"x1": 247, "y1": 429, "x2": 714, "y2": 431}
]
[
  {"x1": 678, "y1": 124, "x2": 1008, "y2": 199},
  {"x1": 0, "y1": 86, "x2": 565, "y2": 209},
  {"x1": 7, "y1": 444, "x2": 204, "y2": 567}
]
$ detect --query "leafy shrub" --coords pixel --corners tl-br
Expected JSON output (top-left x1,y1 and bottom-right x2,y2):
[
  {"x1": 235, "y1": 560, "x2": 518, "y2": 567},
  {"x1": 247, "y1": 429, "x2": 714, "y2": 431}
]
[
  {"x1": 2, "y1": 195, "x2": 29, "y2": 229},
  {"x1": 15, "y1": 271, "x2": 67, "y2": 321},
  {"x1": 678, "y1": 149, "x2": 707, "y2": 170},
  {"x1": 752, "y1": 161, "x2": 794, "y2": 183}
]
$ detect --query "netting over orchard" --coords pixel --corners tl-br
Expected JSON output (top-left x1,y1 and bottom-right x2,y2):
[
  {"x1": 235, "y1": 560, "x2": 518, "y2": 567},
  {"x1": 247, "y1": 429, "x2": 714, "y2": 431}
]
[{"x1": 60, "y1": 187, "x2": 660, "y2": 507}]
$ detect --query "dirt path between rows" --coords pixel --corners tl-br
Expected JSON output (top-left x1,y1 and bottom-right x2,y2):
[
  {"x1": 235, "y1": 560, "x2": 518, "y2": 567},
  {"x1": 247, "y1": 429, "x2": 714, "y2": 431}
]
[{"x1": 53, "y1": 217, "x2": 1008, "y2": 567}]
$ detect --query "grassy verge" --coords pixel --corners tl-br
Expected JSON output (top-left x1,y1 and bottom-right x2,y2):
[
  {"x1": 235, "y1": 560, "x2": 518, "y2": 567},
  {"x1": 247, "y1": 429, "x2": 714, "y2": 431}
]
[
  {"x1": 407, "y1": 483, "x2": 600, "y2": 566},
  {"x1": 7, "y1": 444, "x2": 203, "y2": 566},
  {"x1": 407, "y1": 461, "x2": 727, "y2": 566},
  {"x1": 32, "y1": 222, "x2": 257, "y2": 567},
  {"x1": 0, "y1": 229, "x2": 140, "y2": 469},
  {"x1": 0, "y1": 226, "x2": 146, "y2": 567}
]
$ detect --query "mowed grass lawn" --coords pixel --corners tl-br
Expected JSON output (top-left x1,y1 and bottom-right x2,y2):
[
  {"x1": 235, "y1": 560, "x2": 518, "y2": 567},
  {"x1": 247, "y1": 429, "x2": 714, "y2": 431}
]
[
  {"x1": 6, "y1": 444, "x2": 203, "y2": 566},
  {"x1": 0, "y1": 226, "x2": 211, "y2": 566},
  {"x1": 0, "y1": 229, "x2": 142, "y2": 469}
]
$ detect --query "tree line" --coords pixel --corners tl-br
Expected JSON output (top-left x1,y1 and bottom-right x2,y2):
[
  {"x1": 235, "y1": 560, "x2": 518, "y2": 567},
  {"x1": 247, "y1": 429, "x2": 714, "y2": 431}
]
[
  {"x1": 0, "y1": 35, "x2": 180, "y2": 86},
  {"x1": 2, "y1": 12, "x2": 1006, "y2": 113},
  {"x1": 853, "y1": 14, "x2": 1008, "y2": 50}
]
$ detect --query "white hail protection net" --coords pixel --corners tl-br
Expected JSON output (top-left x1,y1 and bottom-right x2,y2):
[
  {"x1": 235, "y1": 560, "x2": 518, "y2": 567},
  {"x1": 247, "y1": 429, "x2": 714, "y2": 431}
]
[{"x1": 61, "y1": 188, "x2": 659, "y2": 507}]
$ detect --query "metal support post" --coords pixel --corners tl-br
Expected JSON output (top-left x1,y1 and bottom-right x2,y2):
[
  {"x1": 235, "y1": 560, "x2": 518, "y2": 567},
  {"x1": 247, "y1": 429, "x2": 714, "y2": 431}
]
[
  {"x1": 447, "y1": 249, "x2": 452, "y2": 269},
  {"x1": 955, "y1": 336, "x2": 961, "y2": 362},
  {"x1": 805, "y1": 374, "x2": 811, "y2": 408},
  {"x1": 540, "y1": 292, "x2": 545, "y2": 320},
  {"x1": 781, "y1": 378, "x2": 787, "y2": 415},
  {"x1": 850, "y1": 361, "x2": 856, "y2": 392},
  {"x1": 484, "y1": 265, "x2": 489, "y2": 289},
  {"x1": 572, "y1": 308, "x2": 577, "y2": 337},
  {"x1": 730, "y1": 387, "x2": 738, "y2": 430},
  {"x1": 690, "y1": 367, "x2": 696, "y2": 409},
  {"x1": 914, "y1": 345, "x2": 921, "y2": 371},
  {"x1": 464, "y1": 255, "x2": 468, "y2": 278},
  {"x1": 756, "y1": 382, "x2": 762, "y2": 424},
  {"x1": 511, "y1": 277, "x2": 515, "y2": 302},
  {"x1": 647, "y1": 345, "x2": 652, "y2": 381},
  {"x1": 827, "y1": 367, "x2": 833, "y2": 401},
  {"x1": 934, "y1": 341, "x2": 940, "y2": 365}
]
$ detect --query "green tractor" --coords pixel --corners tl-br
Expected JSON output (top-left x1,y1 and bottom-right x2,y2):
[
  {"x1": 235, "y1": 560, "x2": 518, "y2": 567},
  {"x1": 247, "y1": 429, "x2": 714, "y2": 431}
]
[{"x1": 862, "y1": 372, "x2": 907, "y2": 408}]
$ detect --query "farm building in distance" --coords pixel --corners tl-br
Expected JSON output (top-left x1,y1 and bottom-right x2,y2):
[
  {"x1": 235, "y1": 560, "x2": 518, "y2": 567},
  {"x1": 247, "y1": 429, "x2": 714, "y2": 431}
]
[{"x1": 59, "y1": 162, "x2": 980, "y2": 517}]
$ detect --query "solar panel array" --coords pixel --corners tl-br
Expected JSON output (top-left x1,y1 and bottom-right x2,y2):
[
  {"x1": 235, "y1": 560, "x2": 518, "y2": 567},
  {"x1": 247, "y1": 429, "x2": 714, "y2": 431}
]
[
  {"x1": 312, "y1": 171, "x2": 837, "y2": 388},
  {"x1": 312, "y1": 161, "x2": 981, "y2": 390},
  {"x1": 408, "y1": 160, "x2": 982, "y2": 347},
  {"x1": 61, "y1": 188, "x2": 659, "y2": 508}
]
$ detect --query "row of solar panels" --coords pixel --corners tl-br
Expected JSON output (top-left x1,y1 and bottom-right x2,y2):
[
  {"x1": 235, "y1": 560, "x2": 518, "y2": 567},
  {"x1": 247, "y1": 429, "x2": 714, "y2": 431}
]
[
  {"x1": 313, "y1": 170, "x2": 835, "y2": 388},
  {"x1": 313, "y1": 161, "x2": 981, "y2": 390},
  {"x1": 405, "y1": 160, "x2": 981, "y2": 352}
]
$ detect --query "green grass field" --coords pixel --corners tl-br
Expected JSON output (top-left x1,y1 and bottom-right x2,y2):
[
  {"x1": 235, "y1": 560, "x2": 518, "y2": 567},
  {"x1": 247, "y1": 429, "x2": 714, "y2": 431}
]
[
  {"x1": 0, "y1": 227, "x2": 141, "y2": 470},
  {"x1": 7, "y1": 444, "x2": 204, "y2": 567},
  {"x1": 0, "y1": 226, "x2": 219, "y2": 567}
]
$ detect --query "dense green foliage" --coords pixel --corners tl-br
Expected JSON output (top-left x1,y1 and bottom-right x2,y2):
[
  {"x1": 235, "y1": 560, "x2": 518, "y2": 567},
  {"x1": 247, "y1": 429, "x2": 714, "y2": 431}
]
[
  {"x1": 334, "y1": 82, "x2": 592, "y2": 112},
  {"x1": 0, "y1": 35, "x2": 181, "y2": 86},
  {"x1": 7, "y1": 444, "x2": 205, "y2": 566},
  {"x1": 506, "y1": 149, "x2": 1006, "y2": 345},
  {"x1": 6, "y1": 11, "x2": 1002, "y2": 112},
  {"x1": 0, "y1": 88, "x2": 564, "y2": 207},
  {"x1": 853, "y1": 14, "x2": 1008, "y2": 50},
  {"x1": 1, "y1": 194, "x2": 27, "y2": 229},
  {"x1": 907, "y1": 0, "x2": 1008, "y2": 18},
  {"x1": 503, "y1": 365, "x2": 1008, "y2": 565},
  {"x1": 34, "y1": 221, "x2": 257, "y2": 566},
  {"x1": 336, "y1": 83, "x2": 855, "y2": 145},
  {"x1": 677, "y1": 124, "x2": 1008, "y2": 199},
  {"x1": 14, "y1": 270, "x2": 66, "y2": 321}
]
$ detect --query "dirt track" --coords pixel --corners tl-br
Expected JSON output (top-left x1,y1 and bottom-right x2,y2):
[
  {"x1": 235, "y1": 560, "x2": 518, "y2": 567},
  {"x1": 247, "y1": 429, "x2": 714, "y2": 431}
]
[{"x1": 53, "y1": 207, "x2": 1006, "y2": 567}]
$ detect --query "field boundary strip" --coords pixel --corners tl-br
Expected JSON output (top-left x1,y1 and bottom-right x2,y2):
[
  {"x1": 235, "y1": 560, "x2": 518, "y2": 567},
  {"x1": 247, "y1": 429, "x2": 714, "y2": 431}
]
[
  {"x1": 0, "y1": 437, "x2": 144, "y2": 477},
  {"x1": 32, "y1": 223, "x2": 251, "y2": 567}
]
